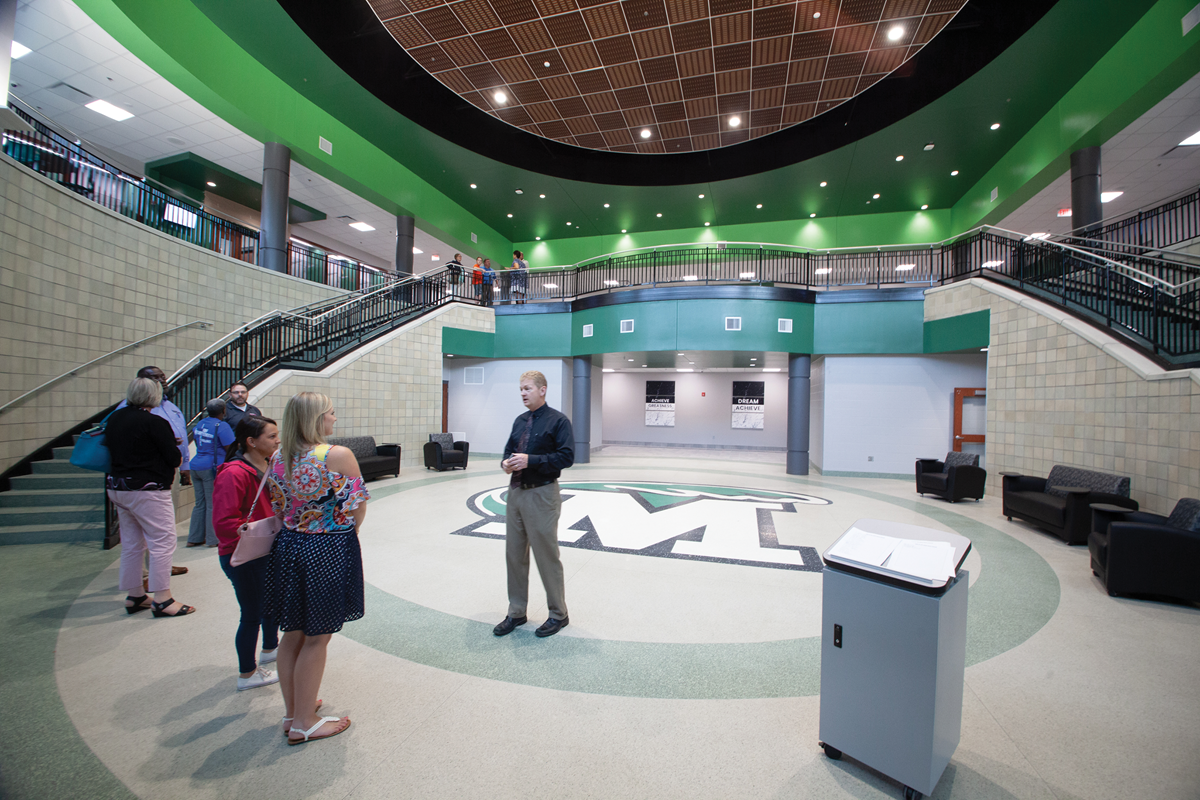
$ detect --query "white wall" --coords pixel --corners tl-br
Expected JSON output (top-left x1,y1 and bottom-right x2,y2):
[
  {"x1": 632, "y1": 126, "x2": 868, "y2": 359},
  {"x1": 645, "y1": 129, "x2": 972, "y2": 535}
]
[
  {"x1": 810, "y1": 356, "x2": 825, "y2": 470},
  {"x1": 818, "y1": 354, "x2": 988, "y2": 475},
  {"x1": 602, "y1": 371, "x2": 789, "y2": 449},
  {"x1": 444, "y1": 358, "x2": 573, "y2": 455}
]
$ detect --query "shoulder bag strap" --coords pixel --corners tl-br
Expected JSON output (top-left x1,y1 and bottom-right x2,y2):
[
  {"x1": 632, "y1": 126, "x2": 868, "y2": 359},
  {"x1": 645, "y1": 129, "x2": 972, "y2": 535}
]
[{"x1": 245, "y1": 464, "x2": 274, "y2": 526}]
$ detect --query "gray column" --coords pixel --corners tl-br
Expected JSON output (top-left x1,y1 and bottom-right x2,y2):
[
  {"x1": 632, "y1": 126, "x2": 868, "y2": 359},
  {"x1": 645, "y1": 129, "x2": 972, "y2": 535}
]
[
  {"x1": 1070, "y1": 146, "x2": 1103, "y2": 235},
  {"x1": 786, "y1": 354, "x2": 811, "y2": 476},
  {"x1": 0, "y1": 0, "x2": 16, "y2": 109},
  {"x1": 572, "y1": 356, "x2": 591, "y2": 464},
  {"x1": 395, "y1": 215, "x2": 415, "y2": 275},
  {"x1": 259, "y1": 142, "x2": 291, "y2": 274}
]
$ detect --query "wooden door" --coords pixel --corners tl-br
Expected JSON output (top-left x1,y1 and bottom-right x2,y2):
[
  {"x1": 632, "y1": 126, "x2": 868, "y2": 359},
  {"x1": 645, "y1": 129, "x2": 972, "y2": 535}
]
[{"x1": 953, "y1": 387, "x2": 985, "y2": 452}]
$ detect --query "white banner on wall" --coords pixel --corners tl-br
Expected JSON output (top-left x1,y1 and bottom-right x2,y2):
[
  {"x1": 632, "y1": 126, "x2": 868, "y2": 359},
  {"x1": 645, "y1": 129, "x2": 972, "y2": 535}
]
[
  {"x1": 646, "y1": 380, "x2": 676, "y2": 427},
  {"x1": 732, "y1": 381, "x2": 765, "y2": 429}
]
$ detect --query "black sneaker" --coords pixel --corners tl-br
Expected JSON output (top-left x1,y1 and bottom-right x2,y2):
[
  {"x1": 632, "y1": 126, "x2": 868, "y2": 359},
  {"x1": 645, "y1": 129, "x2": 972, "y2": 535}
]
[
  {"x1": 493, "y1": 615, "x2": 527, "y2": 636},
  {"x1": 535, "y1": 617, "x2": 569, "y2": 637}
]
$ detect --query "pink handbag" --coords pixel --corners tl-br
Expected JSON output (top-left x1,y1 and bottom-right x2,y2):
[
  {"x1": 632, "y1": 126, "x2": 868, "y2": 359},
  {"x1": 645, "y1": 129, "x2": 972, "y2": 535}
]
[{"x1": 230, "y1": 466, "x2": 283, "y2": 567}]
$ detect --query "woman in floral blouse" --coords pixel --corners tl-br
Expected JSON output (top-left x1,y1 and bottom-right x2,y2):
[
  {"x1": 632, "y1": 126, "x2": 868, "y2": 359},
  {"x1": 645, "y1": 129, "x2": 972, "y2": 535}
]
[{"x1": 265, "y1": 392, "x2": 368, "y2": 745}]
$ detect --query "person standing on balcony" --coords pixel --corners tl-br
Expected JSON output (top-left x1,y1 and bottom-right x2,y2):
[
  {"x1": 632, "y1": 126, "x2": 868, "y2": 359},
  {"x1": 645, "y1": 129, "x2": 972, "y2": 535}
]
[
  {"x1": 445, "y1": 253, "x2": 464, "y2": 298},
  {"x1": 482, "y1": 258, "x2": 496, "y2": 306},
  {"x1": 187, "y1": 399, "x2": 235, "y2": 548},
  {"x1": 511, "y1": 250, "x2": 528, "y2": 304},
  {"x1": 471, "y1": 256, "x2": 484, "y2": 300},
  {"x1": 225, "y1": 383, "x2": 262, "y2": 433}
]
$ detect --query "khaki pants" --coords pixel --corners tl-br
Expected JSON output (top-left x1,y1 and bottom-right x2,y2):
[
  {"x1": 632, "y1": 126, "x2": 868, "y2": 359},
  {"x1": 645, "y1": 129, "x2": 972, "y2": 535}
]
[{"x1": 505, "y1": 482, "x2": 567, "y2": 621}]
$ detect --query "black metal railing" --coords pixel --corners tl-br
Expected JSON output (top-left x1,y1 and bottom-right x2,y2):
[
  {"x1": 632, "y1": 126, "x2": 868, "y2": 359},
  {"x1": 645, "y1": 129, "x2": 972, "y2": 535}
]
[
  {"x1": 1084, "y1": 185, "x2": 1200, "y2": 255},
  {"x1": 286, "y1": 240, "x2": 391, "y2": 292}
]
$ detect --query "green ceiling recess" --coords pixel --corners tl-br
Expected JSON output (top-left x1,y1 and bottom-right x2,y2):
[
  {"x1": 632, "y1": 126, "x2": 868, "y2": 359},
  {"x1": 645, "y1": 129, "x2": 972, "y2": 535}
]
[
  {"x1": 145, "y1": 152, "x2": 325, "y2": 223},
  {"x1": 76, "y1": 0, "x2": 1195, "y2": 264}
]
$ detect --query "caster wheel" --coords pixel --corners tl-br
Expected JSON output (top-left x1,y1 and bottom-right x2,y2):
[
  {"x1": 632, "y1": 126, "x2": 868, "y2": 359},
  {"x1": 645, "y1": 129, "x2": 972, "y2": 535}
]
[
  {"x1": 1007, "y1": 516, "x2": 1012, "y2": 521},
  {"x1": 904, "y1": 788, "x2": 923, "y2": 800},
  {"x1": 821, "y1": 743, "x2": 842, "y2": 760}
]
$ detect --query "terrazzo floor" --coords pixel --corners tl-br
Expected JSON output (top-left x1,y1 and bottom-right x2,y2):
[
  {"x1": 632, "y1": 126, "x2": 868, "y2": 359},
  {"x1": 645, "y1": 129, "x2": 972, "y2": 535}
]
[{"x1": 2, "y1": 449, "x2": 1198, "y2": 800}]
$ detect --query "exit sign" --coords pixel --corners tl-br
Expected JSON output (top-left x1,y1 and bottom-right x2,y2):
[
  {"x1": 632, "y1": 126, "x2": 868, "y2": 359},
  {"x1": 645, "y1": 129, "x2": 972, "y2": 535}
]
[{"x1": 1057, "y1": 208, "x2": 1072, "y2": 217}]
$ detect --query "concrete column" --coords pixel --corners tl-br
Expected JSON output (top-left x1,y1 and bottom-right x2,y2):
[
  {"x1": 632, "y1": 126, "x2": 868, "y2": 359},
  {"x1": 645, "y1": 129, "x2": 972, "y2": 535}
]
[
  {"x1": 786, "y1": 354, "x2": 811, "y2": 476},
  {"x1": 1070, "y1": 146, "x2": 1103, "y2": 235},
  {"x1": 395, "y1": 215, "x2": 415, "y2": 275},
  {"x1": 0, "y1": 0, "x2": 16, "y2": 109},
  {"x1": 259, "y1": 142, "x2": 291, "y2": 274},
  {"x1": 572, "y1": 356, "x2": 591, "y2": 464}
]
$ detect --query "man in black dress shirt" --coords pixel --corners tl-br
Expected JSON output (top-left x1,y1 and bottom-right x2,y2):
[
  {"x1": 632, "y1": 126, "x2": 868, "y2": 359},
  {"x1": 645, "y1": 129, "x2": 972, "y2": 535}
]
[{"x1": 493, "y1": 370, "x2": 575, "y2": 638}]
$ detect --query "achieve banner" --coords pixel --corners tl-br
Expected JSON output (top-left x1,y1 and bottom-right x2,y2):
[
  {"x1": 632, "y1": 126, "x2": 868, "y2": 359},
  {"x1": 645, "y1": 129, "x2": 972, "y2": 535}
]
[{"x1": 732, "y1": 381, "x2": 764, "y2": 429}]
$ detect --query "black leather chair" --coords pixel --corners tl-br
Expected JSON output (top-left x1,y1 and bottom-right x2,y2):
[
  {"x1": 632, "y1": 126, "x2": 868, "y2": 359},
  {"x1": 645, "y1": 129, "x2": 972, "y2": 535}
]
[
  {"x1": 424, "y1": 433, "x2": 469, "y2": 471},
  {"x1": 915, "y1": 452, "x2": 986, "y2": 502},
  {"x1": 1089, "y1": 498, "x2": 1200, "y2": 604},
  {"x1": 325, "y1": 436, "x2": 400, "y2": 480}
]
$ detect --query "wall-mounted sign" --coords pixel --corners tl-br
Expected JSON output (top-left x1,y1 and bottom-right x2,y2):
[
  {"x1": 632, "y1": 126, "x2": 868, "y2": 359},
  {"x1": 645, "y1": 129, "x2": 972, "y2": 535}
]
[
  {"x1": 732, "y1": 381, "x2": 764, "y2": 429},
  {"x1": 645, "y1": 380, "x2": 676, "y2": 427}
]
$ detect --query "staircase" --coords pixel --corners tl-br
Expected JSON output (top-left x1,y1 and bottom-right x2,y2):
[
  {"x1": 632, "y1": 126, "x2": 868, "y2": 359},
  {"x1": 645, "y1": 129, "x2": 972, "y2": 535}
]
[{"x1": 0, "y1": 438, "x2": 106, "y2": 546}]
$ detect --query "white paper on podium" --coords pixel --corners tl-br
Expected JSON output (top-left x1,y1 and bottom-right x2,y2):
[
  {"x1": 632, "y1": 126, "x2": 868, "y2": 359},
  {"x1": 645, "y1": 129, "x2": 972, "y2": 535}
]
[
  {"x1": 883, "y1": 539, "x2": 956, "y2": 583},
  {"x1": 826, "y1": 527, "x2": 900, "y2": 567}
]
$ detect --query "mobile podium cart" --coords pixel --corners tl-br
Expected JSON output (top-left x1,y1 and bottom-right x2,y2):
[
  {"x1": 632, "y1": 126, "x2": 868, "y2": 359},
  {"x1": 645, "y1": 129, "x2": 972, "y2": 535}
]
[{"x1": 818, "y1": 519, "x2": 972, "y2": 800}]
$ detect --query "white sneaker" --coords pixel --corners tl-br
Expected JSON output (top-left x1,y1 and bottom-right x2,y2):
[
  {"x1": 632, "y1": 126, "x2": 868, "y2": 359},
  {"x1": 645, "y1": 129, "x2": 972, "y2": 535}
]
[
  {"x1": 260, "y1": 648, "x2": 278, "y2": 664},
  {"x1": 237, "y1": 666, "x2": 279, "y2": 691}
]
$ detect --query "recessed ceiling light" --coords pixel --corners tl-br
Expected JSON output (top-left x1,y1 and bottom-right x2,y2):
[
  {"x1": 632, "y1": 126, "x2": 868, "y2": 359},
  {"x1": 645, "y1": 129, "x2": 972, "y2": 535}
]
[
  {"x1": 349, "y1": 221, "x2": 375, "y2": 232},
  {"x1": 539, "y1": 194, "x2": 546, "y2": 198},
  {"x1": 756, "y1": 203, "x2": 763, "y2": 208},
  {"x1": 1101, "y1": 191, "x2": 1124, "y2": 203},
  {"x1": 515, "y1": 188, "x2": 523, "y2": 194},
  {"x1": 810, "y1": 213, "x2": 817, "y2": 218},
  {"x1": 470, "y1": 183, "x2": 477, "y2": 188},
  {"x1": 729, "y1": 116, "x2": 741, "y2": 128},
  {"x1": 873, "y1": 193, "x2": 881, "y2": 199},
  {"x1": 206, "y1": 181, "x2": 216, "y2": 187},
  {"x1": 535, "y1": 236, "x2": 541, "y2": 240},
  {"x1": 990, "y1": 122, "x2": 1000, "y2": 130},
  {"x1": 11, "y1": 41, "x2": 31, "y2": 59},
  {"x1": 493, "y1": 91, "x2": 508, "y2": 104},
  {"x1": 412, "y1": 247, "x2": 423, "y2": 254},
  {"x1": 924, "y1": 143, "x2": 935, "y2": 151},
  {"x1": 604, "y1": 203, "x2": 610, "y2": 207},
  {"x1": 85, "y1": 99, "x2": 134, "y2": 121},
  {"x1": 640, "y1": 129, "x2": 652, "y2": 139},
  {"x1": 921, "y1": 204, "x2": 929, "y2": 210},
  {"x1": 622, "y1": 229, "x2": 627, "y2": 233},
  {"x1": 543, "y1": 61, "x2": 551, "y2": 67},
  {"x1": 887, "y1": 26, "x2": 904, "y2": 41},
  {"x1": 567, "y1": 221, "x2": 572, "y2": 225},
  {"x1": 507, "y1": 213, "x2": 513, "y2": 218},
  {"x1": 813, "y1": 11, "x2": 820, "y2": 17},
  {"x1": 950, "y1": 170, "x2": 959, "y2": 176},
  {"x1": 895, "y1": 155, "x2": 904, "y2": 161},
  {"x1": 820, "y1": 181, "x2": 827, "y2": 187},
  {"x1": 699, "y1": 193, "x2": 705, "y2": 198},
  {"x1": 656, "y1": 213, "x2": 662, "y2": 217},
  {"x1": 704, "y1": 222, "x2": 710, "y2": 226},
  {"x1": 1179, "y1": 130, "x2": 1200, "y2": 145}
]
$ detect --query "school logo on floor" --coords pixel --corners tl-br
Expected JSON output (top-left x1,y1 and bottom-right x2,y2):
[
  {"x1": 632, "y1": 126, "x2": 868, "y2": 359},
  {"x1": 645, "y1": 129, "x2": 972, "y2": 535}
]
[{"x1": 452, "y1": 482, "x2": 831, "y2": 571}]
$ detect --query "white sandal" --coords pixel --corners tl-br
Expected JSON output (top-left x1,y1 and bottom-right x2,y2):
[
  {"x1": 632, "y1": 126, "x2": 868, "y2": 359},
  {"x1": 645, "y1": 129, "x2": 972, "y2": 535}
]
[
  {"x1": 287, "y1": 715, "x2": 350, "y2": 745},
  {"x1": 281, "y1": 701, "x2": 323, "y2": 734}
]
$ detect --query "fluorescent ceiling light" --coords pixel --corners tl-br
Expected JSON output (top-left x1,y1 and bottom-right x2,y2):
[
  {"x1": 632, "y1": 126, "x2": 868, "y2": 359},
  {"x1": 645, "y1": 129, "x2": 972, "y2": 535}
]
[
  {"x1": 815, "y1": 267, "x2": 832, "y2": 275},
  {"x1": 678, "y1": 353, "x2": 685, "y2": 356},
  {"x1": 1180, "y1": 130, "x2": 1200, "y2": 145},
  {"x1": 677, "y1": 368, "x2": 694, "y2": 372},
  {"x1": 896, "y1": 264, "x2": 916, "y2": 271},
  {"x1": 349, "y1": 221, "x2": 375, "y2": 232},
  {"x1": 682, "y1": 275, "x2": 698, "y2": 281},
  {"x1": 432, "y1": 254, "x2": 440, "y2": 261},
  {"x1": 740, "y1": 272, "x2": 755, "y2": 278},
  {"x1": 604, "y1": 280, "x2": 620, "y2": 286},
  {"x1": 603, "y1": 368, "x2": 615, "y2": 372},
  {"x1": 980, "y1": 348, "x2": 989, "y2": 352},
  {"x1": 887, "y1": 26, "x2": 904, "y2": 41},
  {"x1": 542, "y1": 283, "x2": 558, "y2": 289},
  {"x1": 412, "y1": 247, "x2": 423, "y2": 254},
  {"x1": 11, "y1": 41, "x2": 31, "y2": 59},
  {"x1": 1101, "y1": 191, "x2": 1124, "y2": 203},
  {"x1": 982, "y1": 260, "x2": 1004, "y2": 268},
  {"x1": 763, "y1": 368, "x2": 781, "y2": 372},
  {"x1": 628, "y1": 359, "x2": 635, "y2": 362},
  {"x1": 1023, "y1": 232, "x2": 1050, "y2": 242},
  {"x1": 85, "y1": 99, "x2": 134, "y2": 121}
]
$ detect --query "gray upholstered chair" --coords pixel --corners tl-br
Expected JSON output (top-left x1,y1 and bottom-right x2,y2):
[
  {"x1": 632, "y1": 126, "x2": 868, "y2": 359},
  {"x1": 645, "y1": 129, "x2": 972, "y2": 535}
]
[
  {"x1": 1002, "y1": 465, "x2": 1137, "y2": 545},
  {"x1": 915, "y1": 451, "x2": 986, "y2": 502},
  {"x1": 423, "y1": 432, "x2": 469, "y2": 471},
  {"x1": 325, "y1": 436, "x2": 400, "y2": 480}
]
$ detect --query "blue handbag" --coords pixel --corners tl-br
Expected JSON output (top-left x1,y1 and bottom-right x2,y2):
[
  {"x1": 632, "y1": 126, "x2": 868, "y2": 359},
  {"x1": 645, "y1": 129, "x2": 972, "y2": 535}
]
[{"x1": 70, "y1": 411, "x2": 115, "y2": 472}]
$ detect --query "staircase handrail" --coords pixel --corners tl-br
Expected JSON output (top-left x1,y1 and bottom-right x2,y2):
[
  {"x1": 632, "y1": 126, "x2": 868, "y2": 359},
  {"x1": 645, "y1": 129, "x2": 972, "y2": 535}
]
[{"x1": 0, "y1": 320, "x2": 212, "y2": 416}]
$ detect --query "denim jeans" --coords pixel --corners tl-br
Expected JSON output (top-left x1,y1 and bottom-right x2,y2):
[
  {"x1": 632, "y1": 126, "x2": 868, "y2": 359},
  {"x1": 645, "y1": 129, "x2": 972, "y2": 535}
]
[
  {"x1": 219, "y1": 553, "x2": 280, "y2": 674},
  {"x1": 187, "y1": 468, "x2": 217, "y2": 545}
]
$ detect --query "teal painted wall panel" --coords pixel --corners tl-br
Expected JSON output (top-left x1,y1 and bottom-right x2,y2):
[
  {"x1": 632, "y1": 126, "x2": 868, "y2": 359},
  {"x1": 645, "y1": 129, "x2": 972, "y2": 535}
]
[
  {"x1": 442, "y1": 327, "x2": 495, "y2": 357},
  {"x1": 814, "y1": 302, "x2": 924, "y2": 354},
  {"x1": 571, "y1": 302, "x2": 679, "y2": 354},
  {"x1": 494, "y1": 313, "x2": 573, "y2": 357},
  {"x1": 924, "y1": 309, "x2": 991, "y2": 353},
  {"x1": 675, "y1": 300, "x2": 815, "y2": 352}
]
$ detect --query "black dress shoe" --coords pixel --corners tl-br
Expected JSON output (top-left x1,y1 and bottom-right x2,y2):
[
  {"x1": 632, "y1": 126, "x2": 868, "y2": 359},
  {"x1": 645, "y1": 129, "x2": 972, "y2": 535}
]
[
  {"x1": 493, "y1": 615, "x2": 527, "y2": 636},
  {"x1": 535, "y1": 617, "x2": 569, "y2": 637}
]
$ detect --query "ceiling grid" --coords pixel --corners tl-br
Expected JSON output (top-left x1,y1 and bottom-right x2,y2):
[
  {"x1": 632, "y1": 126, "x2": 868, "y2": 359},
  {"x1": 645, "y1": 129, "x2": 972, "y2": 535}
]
[{"x1": 368, "y1": 0, "x2": 967, "y2": 153}]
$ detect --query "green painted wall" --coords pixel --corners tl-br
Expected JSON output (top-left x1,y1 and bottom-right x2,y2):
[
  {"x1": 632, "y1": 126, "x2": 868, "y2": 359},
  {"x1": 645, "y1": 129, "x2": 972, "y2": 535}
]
[
  {"x1": 813, "y1": 302, "x2": 925, "y2": 354},
  {"x1": 924, "y1": 310, "x2": 991, "y2": 353},
  {"x1": 494, "y1": 314, "x2": 573, "y2": 358},
  {"x1": 519, "y1": 210, "x2": 953, "y2": 268},
  {"x1": 443, "y1": 327, "x2": 495, "y2": 358}
]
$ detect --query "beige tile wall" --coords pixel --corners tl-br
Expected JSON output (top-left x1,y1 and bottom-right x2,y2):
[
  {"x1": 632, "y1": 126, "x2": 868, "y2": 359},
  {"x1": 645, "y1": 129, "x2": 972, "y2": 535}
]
[
  {"x1": 925, "y1": 278, "x2": 1200, "y2": 514},
  {"x1": 0, "y1": 153, "x2": 347, "y2": 478},
  {"x1": 252, "y1": 304, "x2": 494, "y2": 469}
]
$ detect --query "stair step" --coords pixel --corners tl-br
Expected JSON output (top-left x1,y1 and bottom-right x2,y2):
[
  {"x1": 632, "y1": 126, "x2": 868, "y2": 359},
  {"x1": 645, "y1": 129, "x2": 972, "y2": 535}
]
[
  {"x1": 52, "y1": 446, "x2": 75, "y2": 460},
  {"x1": 9, "y1": 473, "x2": 103, "y2": 490},
  {"x1": 0, "y1": 488, "x2": 104, "y2": 507},
  {"x1": 31, "y1": 459, "x2": 92, "y2": 475},
  {"x1": 0, "y1": 505, "x2": 104, "y2": 526},
  {"x1": 0, "y1": 522, "x2": 105, "y2": 546}
]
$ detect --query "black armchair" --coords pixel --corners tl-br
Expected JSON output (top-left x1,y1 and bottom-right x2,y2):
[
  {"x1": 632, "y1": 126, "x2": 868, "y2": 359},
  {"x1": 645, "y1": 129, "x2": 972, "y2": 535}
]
[
  {"x1": 1089, "y1": 498, "x2": 1200, "y2": 604},
  {"x1": 916, "y1": 452, "x2": 986, "y2": 502},
  {"x1": 424, "y1": 433, "x2": 469, "y2": 471}
]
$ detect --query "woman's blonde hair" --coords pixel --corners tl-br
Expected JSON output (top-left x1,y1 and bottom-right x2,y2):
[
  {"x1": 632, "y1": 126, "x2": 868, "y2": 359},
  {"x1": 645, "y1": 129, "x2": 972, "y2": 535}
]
[
  {"x1": 280, "y1": 391, "x2": 333, "y2": 477},
  {"x1": 126, "y1": 377, "x2": 162, "y2": 408}
]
